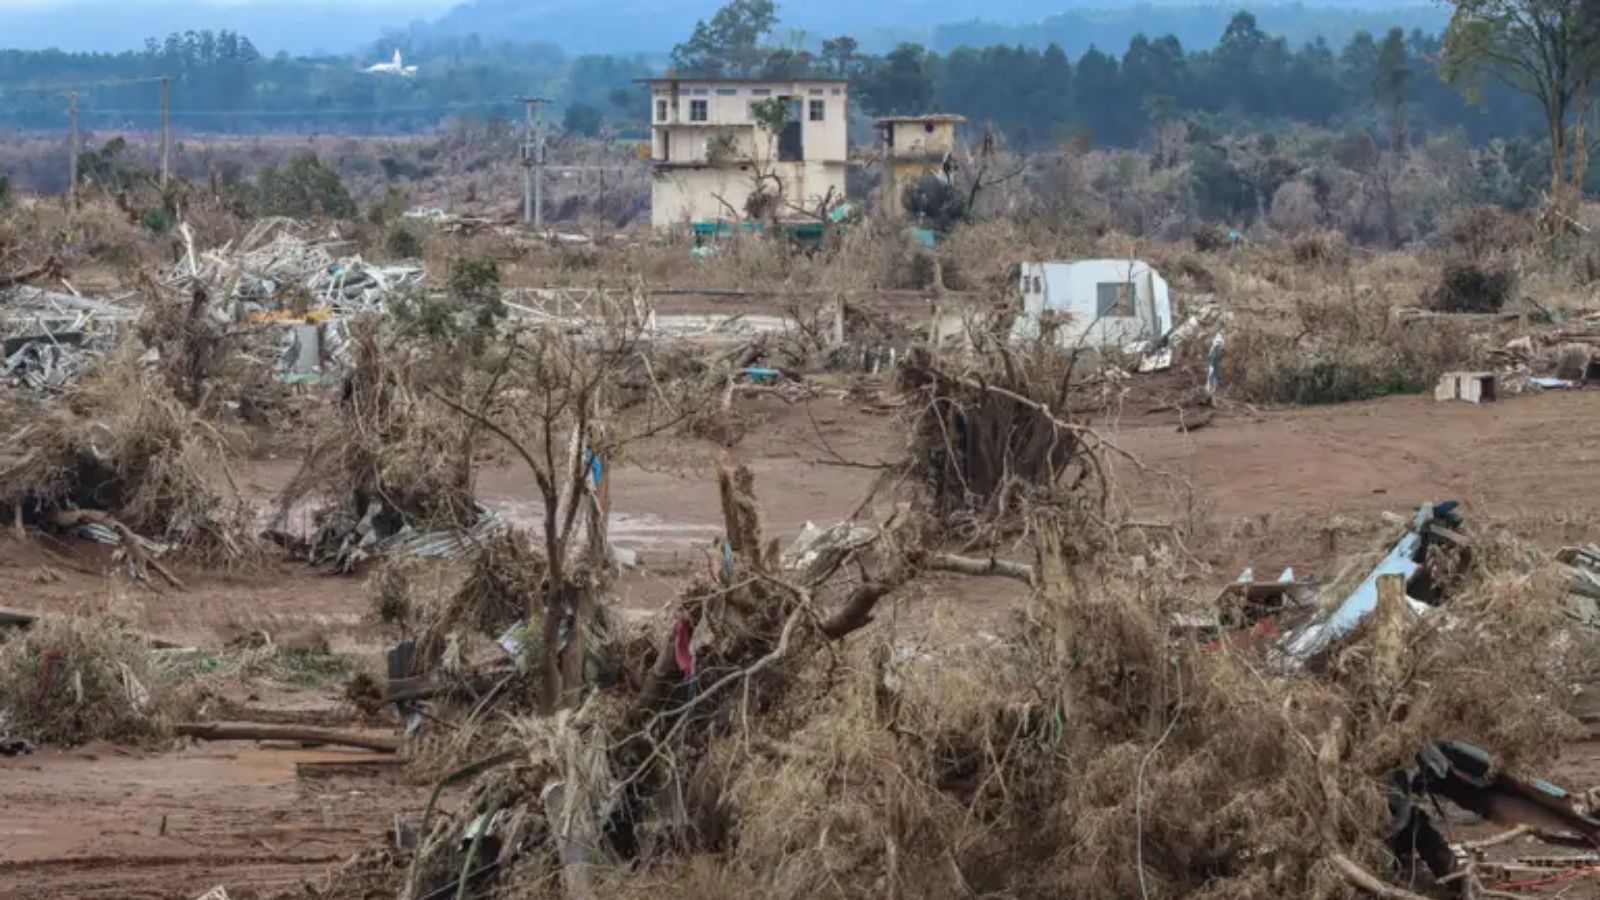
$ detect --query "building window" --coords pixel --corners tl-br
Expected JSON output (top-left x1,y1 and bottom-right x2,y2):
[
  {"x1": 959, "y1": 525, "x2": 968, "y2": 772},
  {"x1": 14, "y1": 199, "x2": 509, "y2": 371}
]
[
  {"x1": 751, "y1": 88, "x2": 771, "y2": 96},
  {"x1": 716, "y1": 88, "x2": 738, "y2": 96},
  {"x1": 831, "y1": 87, "x2": 843, "y2": 95},
  {"x1": 689, "y1": 99, "x2": 708, "y2": 122},
  {"x1": 690, "y1": 87, "x2": 709, "y2": 95},
  {"x1": 1096, "y1": 282, "x2": 1135, "y2": 318},
  {"x1": 809, "y1": 88, "x2": 825, "y2": 95},
  {"x1": 809, "y1": 99, "x2": 825, "y2": 122},
  {"x1": 656, "y1": 99, "x2": 667, "y2": 122}
]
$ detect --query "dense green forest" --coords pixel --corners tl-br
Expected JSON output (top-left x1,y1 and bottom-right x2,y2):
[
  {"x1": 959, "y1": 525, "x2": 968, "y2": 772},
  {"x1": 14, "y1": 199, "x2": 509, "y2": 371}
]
[{"x1": 0, "y1": 7, "x2": 1543, "y2": 153}]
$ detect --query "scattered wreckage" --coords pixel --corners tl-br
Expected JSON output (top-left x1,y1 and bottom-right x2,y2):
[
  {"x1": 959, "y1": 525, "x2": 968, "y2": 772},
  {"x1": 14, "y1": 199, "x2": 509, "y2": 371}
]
[{"x1": 1, "y1": 286, "x2": 133, "y2": 392}]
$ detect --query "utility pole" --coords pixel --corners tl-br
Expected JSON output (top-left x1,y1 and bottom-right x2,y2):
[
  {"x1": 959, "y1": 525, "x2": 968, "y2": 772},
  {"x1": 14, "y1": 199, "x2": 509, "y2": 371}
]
[
  {"x1": 159, "y1": 76, "x2": 170, "y2": 190},
  {"x1": 515, "y1": 95, "x2": 550, "y2": 228},
  {"x1": 67, "y1": 91, "x2": 78, "y2": 212}
]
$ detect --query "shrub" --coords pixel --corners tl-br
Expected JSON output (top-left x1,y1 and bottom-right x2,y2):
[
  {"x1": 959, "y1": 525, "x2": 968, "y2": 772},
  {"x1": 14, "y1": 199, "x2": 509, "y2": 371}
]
[
  {"x1": 1442, "y1": 205, "x2": 1536, "y2": 260},
  {"x1": 253, "y1": 152, "x2": 356, "y2": 219},
  {"x1": 141, "y1": 206, "x2": 176, "y2": 234},
  {"x1": 1427, "y1": 261, "x2": 1514, "y2": 313},
  {"x1": 1192, "y1": 223, "x2": 1230, "y2": 252},
  {"x1": 386, "y1": 225, "x2": 424, "y2": 260},
  {"x1": 903, "y1": 174, "x2": 968, "y2": 233},
  {"x1": 1290, "y1": 229, "x2": 1349, "y2": 267}
]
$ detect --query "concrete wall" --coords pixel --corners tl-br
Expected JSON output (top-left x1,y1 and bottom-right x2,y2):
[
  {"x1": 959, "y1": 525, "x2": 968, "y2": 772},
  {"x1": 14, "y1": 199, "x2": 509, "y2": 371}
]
[
  {"x1": 888, "y1": 120, "x2": 958, "y2": 158},
  {"x1": 650, "y1": 160, "x2": 847, "y2": 228}
]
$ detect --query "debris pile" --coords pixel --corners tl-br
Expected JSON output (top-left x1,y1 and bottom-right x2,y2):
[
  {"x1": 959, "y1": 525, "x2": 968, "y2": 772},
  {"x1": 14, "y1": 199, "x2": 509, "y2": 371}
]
[
  {"x1": 0, "y1": 614, "x2": 181, "y2": 745},
  {"x1": 897, "y1": 340, "x2": 1110, "y2": 534},
  {"x1": 274, "y1": 318, "x2": 485, "y2": 570},
  {"x1": 1, "y1": 285, "x2": 134, "y2": 392},
  {"x1": 173, "y1": 219, "x2": 424, "y2": 317},
  {"x1": 0, "y1": 360, "x2": 254, "y2": 567},
  {"x1": 307, "y1": 330, "x2": 1600, "y2": 900}
]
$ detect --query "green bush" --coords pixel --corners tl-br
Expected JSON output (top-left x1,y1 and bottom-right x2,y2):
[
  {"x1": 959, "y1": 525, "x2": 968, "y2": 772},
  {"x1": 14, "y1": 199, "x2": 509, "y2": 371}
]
[
  {"x1": 1427, "y1": 261, "x2": 1515, "y2": 314},
  {"x1": 903, "y1": 174, "x2": 967, "y2": 233},
  {"x1": 386, "y1": 226, "x2": 424, "y2": 260},
  {"x1": 141, "y1": 207, "x2": 176, "y2": 234},
  {"x1": 252, "y1": 152, "x2": 356, "y2": 219}
]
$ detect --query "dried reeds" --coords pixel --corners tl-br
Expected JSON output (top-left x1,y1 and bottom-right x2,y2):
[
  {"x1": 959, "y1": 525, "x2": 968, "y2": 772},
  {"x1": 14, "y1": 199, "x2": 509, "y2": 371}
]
[
  {"x1": 0, "y1": 615, "x2": 181, "y2": 745},
  {"x1": 0, "y1": 357, "x2": 256, "y2": 561}
]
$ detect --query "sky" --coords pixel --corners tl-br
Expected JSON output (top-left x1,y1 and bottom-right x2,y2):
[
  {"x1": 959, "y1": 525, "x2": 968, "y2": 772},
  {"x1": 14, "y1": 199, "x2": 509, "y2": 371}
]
[{"x1": 1, "y1": 0, "x2": 455, "y2": 55}]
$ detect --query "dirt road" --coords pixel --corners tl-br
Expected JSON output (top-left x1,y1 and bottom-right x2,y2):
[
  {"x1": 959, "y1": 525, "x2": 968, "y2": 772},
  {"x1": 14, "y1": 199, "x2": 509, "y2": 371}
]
[{"x1": 0, "y1": 740, "x2": 418, "y2": 900}]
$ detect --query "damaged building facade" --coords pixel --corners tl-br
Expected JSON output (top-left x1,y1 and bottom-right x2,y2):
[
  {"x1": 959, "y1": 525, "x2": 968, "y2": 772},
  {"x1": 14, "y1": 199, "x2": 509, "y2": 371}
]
[
  {"x1": 875, "y1": 114, "x2": 965, "y2": 217},
  {"x1": 642, "y1": 76, "x2": 848, "y2": 230}
]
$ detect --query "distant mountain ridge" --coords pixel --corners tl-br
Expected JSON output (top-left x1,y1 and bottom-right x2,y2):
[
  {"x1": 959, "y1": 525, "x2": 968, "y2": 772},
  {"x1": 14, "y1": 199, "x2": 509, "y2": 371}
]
[
  {"x1": 422, "y1": 0, "x2": 1448, "y2": 56},
  {"x1": 2, "y1": 0, "x2": 1449, "y2": 57}
]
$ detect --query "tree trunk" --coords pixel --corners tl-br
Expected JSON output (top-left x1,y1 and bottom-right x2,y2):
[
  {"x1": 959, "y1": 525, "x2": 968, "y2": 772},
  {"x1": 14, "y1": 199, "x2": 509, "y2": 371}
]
[
  {"x1": 1551, "y1": 92, "x2": 1572, "y2": 207},
  {"x1": 175, "y1": 722, "x2": 400, "y2": 753}
]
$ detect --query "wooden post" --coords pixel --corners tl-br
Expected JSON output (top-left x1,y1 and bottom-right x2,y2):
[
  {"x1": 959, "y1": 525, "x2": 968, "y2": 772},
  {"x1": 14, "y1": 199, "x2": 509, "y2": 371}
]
[{"x1": 1374, "y1": 573, "x2": 1408, "y2": 697}]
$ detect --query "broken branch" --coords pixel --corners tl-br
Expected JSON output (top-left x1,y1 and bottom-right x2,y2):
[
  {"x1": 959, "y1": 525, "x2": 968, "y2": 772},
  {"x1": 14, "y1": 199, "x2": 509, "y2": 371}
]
[{"x1": 175, "y1": 722, "x2": 400, "y2": 753}]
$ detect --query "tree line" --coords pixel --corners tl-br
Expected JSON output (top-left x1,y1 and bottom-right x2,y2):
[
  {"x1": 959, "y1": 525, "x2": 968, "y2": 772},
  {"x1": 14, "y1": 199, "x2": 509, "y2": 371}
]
[
  {"x1": 673, "y1": 1, "x2": 1544, "y2": 152},
  {"x1": 0, "y1": 1, "x2": 1571, "y2": 166}
]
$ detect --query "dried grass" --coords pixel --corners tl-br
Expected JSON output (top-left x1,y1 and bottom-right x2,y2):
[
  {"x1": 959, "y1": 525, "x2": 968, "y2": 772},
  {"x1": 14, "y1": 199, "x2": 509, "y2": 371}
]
[
  {"x1": 0, "y1": 357, "x2": 256, "y2": 560},
  {"x1": 551, "y1": 534, "x2": 1578, "y2": 900},
  {"x1": 1221, "y1": 282, "x2": 1480, "y2": 406},
  {"x1": 0, "y1": 615, "x2": 184, "y2": 745}
]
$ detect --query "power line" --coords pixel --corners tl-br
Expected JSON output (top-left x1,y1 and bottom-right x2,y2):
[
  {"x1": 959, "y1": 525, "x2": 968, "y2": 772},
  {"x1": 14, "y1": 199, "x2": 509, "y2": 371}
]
[{"x1": 0, "y1": 75, "x2": 171, "y2": 97}]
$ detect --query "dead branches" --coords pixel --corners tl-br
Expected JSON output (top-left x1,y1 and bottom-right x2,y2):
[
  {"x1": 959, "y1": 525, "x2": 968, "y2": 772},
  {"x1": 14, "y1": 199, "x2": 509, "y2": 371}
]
[
  {"x1": 0, "y1": 255, "x2": 60, "y2": 289},
  {"x1": 927, "y1": 552, "x2": 1035, "y2": 586},
  {"x1": 898, "y1": 342, "x2": 1107, "y2": 537}
]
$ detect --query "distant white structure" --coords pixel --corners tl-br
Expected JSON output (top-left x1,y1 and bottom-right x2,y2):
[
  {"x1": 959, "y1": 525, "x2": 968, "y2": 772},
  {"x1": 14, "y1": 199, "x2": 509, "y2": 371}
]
[
  {"x1": 366, "y1": 49, "x2": 417, "y2": 77},
  {"x1": 1012, "y1": 259, "x2": 1172, "y2": 350}
]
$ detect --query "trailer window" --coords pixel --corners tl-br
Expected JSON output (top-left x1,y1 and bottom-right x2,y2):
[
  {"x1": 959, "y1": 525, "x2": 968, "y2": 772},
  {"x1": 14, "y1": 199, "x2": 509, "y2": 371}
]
[{"x1": 1096, "y1": 282, "x2": 1134, "y2": 317}]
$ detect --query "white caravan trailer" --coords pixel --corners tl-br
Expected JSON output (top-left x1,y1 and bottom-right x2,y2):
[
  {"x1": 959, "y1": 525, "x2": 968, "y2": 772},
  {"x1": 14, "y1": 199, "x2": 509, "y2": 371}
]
[{"x1": 1011, "y1": 259, "x2": 1173, "y2": 351}]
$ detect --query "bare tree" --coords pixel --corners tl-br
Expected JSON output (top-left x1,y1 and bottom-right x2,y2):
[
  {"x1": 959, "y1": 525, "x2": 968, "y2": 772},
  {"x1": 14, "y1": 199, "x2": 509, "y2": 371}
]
[{"x1": 432, "y1": 289, "x2": 677, "y2": 712}]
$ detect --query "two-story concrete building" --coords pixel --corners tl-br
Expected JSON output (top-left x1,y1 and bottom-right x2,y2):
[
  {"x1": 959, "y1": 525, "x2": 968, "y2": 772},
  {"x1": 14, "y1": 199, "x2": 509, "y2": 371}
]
[
  {"x1": 875, "y1": 114, "x2": 966, "y2": 217},
  {"x1": 641, "y1": 76, "x2": 849, "y2": 230}
]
